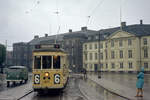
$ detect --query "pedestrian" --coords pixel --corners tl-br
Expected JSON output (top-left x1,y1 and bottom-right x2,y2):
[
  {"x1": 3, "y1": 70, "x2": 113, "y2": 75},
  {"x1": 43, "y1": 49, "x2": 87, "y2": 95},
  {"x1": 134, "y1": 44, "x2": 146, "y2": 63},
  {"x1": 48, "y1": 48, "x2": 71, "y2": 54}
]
[
  {"x1": 135, "y1": 67, "x2": 144, "y2": 97},
  {"x1": 83, "y1": 68, "x2": 87, "y2": 79}
]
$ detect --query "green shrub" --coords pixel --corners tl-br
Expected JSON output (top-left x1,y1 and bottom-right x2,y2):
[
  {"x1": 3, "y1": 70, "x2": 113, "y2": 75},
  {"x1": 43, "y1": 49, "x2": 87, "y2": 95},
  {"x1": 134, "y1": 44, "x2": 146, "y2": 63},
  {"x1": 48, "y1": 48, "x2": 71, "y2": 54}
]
[{"x1": 0, "y1": 44, "x2": 6, "y2": 66}]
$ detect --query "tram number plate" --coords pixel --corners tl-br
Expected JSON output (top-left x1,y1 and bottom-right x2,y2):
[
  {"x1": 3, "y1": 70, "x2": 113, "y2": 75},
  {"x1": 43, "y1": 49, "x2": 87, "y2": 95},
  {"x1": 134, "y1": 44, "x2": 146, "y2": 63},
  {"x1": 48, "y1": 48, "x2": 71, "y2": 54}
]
[
  {"x1": 34, "y1": 74, "x2": 40, "y2": 84},
  {"x1": 54, "y1": 74, "x2": 60, "y2": 84}
]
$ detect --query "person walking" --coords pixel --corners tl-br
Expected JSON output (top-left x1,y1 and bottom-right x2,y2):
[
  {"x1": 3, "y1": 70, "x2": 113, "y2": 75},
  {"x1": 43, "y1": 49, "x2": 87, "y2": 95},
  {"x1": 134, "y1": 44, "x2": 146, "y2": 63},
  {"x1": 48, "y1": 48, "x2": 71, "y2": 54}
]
[
  {"x1": 83, "y1": 68, "x2": 87, "y2": 79},
  {"x1": 135, "y1": 67, "x2": 144, "y2": 97}
]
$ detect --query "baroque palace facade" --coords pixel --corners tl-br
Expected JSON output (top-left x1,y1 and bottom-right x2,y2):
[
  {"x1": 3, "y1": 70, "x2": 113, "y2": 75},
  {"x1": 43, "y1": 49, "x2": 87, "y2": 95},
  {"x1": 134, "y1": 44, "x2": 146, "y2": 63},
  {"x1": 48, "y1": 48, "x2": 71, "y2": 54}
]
[{"x1": 83, "y1": 21, "x2": 150, "y2": 73}]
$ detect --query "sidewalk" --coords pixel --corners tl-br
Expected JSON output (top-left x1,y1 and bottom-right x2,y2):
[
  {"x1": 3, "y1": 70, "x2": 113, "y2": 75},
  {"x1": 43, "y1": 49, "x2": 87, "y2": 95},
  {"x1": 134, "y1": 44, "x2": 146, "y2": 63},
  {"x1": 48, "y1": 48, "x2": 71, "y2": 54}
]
[
  {"x1": 0, "y1": 74, "x2": 5, "y2": 85},
  {"x1": 87, "y1": 73, "x2": 149, "y2": 100}
]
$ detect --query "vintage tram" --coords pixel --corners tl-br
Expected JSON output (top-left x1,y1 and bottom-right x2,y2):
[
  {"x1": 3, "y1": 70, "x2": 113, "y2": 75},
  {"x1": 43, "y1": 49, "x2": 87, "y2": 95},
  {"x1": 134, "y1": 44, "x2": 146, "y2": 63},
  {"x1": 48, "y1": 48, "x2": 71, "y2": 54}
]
[{"x1": 32, "y1": 44, "x2": 69, "y2": 92}]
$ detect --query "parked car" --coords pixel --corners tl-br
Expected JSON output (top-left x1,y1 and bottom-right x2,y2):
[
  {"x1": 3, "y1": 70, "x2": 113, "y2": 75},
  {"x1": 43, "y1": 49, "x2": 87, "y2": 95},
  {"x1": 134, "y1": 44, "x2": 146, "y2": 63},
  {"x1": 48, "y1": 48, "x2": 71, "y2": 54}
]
[{"x1": 6, "y1": 66, "x2": 28, "y2": 87}]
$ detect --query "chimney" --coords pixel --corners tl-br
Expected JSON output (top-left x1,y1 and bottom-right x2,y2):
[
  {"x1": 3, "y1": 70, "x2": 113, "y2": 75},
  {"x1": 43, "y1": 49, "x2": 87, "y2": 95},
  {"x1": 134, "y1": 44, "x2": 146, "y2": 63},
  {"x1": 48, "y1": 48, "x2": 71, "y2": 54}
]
[
  {"x1": 121, "y1": 22, "x2": 126, "y2": 27},
  {"x1": 45, "y1": 34, "x2": 48, "y2": 37},
  {"x1": 69, "y1": 29, "x2": 72, "y2": 33},
  {"x1": 34, "y1": 35, "x2": 39, "y2": 39},
  {"x1": 81, "y1": 27, "x2": 87, "y2": 31},
  {"x1": 140, "y1": 20, "x2": 143, "y2": 25}
]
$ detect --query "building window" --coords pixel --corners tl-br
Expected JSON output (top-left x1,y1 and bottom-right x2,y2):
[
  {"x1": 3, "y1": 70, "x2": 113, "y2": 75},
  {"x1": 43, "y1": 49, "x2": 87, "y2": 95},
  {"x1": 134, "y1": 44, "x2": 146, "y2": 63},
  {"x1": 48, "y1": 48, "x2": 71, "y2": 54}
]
[
  {"x1": 120, "y1": 62, "x2": 123, "y2": 69},
  {"x1": 105, "y1": 50, "x2": 108, "y2": 59},
  {"x1": 100, "y1": 43, "x2": 103, "y2": 49},
  {"x1": 89, "y1": 44, "x2": 92, "y2": 49},
  {"x1": 100, "y1": 63, "x2": 103, "y2": 69},
  {"x1": 111, "y1": 51, "x2": 115, "y2": 59},
  {"x1": 88, "y1": 37, "x2": 92, "y2": 40},
  {"x1": 111, "y1": 40, "x2": 114, "y2": 47},
  {"x1": 90, "y1": 64, "x2": 92, "y2": 70},
  {"x1": 111, "y1": 63, "x2": 115, "y2": 69},
  {"x1": 128, "y1": 62, "x2": 132, "y2": 69},
  {"x1": 90, "y1": 53, "x2": 93, "y2": 60},
  {"x1": 144, "y1": 62, "x2": 148, "y2": 69},
  {"x1": 106, "y1": 63, "x2": 108, "y2": 69},
  {"x1": 95, "y1": 35, "x2": 99, "y2": 39},
  {"x1": 85, "y1": 54, "x2": 87, "y2": 61},
  {"x1": 95, "y1": 53, "x2": 97, "y2": 60},
  {"x1": 144, "y1": 48, "x2": 148, "y2": 58},
  {"x1": 105, "y1": 42, "x2": 108, "y2": 48},
  {"x1": 128, "y1": 50, "x2": 132, "y2": 58},
  {"x1": 84, "y1": 64, "x2": 87, "y2": 68},
  {"x1": 143, "y1": 38, "x2": 147, "y2": 45},
  {"x1": 95, "y1": 43, "x2": 97, "y2": 49},
  {"x1": 84, "y1": 44, "x2": 87, "y2": 50},
  {"x1": 119, "y1": 40, "x2": 123, "y2": 47},
  {"x1": 128, "y1": 39, "x2": 132, "y2": 46},
  {"x1": 120, "y1": 50, "x2": 123, "y2": 58},
  {"x1": 100, "y1": 52, "x2": 103, "y2": 60}
]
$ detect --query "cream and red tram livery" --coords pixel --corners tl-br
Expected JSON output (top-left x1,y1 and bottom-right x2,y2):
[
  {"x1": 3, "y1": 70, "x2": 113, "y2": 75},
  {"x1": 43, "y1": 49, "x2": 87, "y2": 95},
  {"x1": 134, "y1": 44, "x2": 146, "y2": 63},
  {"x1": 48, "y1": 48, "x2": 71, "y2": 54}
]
[{"x1": 32, "y1": 44, "x2": 69, "y2": 92}]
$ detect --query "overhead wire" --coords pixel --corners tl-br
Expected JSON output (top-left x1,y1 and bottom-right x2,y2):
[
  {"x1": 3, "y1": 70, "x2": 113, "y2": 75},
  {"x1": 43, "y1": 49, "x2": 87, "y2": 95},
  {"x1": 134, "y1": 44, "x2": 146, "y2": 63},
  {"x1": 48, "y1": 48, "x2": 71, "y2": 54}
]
[
  {"x1": 54, "y1": 0, "x2": 61, "y2": 44},
  {"x1": 120, "y1": 0, "x2": 122, "y2": 30},
  {"x1": 25, "y1": 0, "x2": 40, "y2": 14},
  {"x1": 86, "y1": 0, "x2": 106, "y2": 27}
]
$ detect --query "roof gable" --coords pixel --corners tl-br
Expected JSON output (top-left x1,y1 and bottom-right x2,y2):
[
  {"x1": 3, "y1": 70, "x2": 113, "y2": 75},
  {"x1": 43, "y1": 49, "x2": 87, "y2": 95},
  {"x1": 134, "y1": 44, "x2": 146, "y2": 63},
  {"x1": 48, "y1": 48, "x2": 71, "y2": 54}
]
[{"x1": 107, "y1": 30, "x2": 135, "y2": 39}]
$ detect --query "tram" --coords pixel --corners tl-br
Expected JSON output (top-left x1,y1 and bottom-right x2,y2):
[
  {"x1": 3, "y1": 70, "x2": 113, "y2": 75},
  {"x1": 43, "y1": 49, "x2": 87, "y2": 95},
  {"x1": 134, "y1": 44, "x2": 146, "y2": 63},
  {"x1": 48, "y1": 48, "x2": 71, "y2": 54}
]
[{"x1": 32, "y1": 44, "x2": 69, "y2": 92}]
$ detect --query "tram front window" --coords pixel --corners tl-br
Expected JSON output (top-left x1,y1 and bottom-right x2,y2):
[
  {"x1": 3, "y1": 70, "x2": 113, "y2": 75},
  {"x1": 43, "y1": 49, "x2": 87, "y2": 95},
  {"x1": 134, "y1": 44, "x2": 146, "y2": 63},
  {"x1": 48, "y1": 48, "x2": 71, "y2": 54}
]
[
  {"x1": 53, "y1": 56, "x2": 60, "y2": 69},
  {"x1": 42, "y1": 56, "x2": 52, "y2": 69},
  {"x1": 34, "y1": 56, "x2": 41, "y2": 69}
]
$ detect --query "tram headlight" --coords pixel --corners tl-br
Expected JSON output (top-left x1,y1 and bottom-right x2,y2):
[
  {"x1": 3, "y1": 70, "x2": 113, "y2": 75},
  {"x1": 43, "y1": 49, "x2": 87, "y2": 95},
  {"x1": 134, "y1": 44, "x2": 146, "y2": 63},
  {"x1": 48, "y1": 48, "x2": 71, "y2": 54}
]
[{"x1": 45, "y1": 72, "x2": 49, "y2": 77}]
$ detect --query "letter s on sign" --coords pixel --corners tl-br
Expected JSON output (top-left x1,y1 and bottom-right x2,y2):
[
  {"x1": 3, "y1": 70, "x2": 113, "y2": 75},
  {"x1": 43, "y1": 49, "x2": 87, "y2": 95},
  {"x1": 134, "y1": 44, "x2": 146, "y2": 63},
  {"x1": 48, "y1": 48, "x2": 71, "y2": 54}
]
[{"x1": 34, "y1": 74, "x2": 40, "y2": 84}]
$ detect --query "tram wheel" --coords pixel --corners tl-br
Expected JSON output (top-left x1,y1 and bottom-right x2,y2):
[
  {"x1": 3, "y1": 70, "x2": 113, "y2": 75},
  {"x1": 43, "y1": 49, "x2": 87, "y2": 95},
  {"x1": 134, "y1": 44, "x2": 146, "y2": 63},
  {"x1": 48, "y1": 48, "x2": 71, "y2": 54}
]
[{"x1": 13, "y1": 82, "x2": 16, "y2": 86}]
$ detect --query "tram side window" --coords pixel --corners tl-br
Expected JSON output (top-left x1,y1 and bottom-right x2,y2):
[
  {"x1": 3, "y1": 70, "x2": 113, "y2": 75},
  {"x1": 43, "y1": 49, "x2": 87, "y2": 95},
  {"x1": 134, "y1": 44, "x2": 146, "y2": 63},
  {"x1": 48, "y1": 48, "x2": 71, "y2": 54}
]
[
  {"x1": 34, "y1": 56, "x2": 41, "y2": 69},
  {"x1": 42, "y1": 56, "x2": 52, "y2": 69},
  {"x1": 53, "y1": 56, "x2": 60, "y2": 69}
]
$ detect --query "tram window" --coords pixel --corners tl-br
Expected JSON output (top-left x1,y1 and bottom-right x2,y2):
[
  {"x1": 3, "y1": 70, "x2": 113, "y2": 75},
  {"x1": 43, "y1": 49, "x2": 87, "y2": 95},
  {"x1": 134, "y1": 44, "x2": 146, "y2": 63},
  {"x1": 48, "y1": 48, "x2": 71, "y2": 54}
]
[
  {"x1": 34, "y1": 56, "x2": 41, "y2": 69},
  {"x1": 42, "y1": 56, "x2": 52, "y2": 69},
  {"x1": 53, "y1": 56, "x2": 61, "y2": 69}
]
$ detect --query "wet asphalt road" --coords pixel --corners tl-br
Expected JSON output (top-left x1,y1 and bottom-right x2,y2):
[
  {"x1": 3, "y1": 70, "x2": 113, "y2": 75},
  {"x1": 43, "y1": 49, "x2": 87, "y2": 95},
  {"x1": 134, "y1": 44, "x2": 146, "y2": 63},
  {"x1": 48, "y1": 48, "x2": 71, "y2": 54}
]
[
  {"x1": 21, "y1": 75, "x2": 127, "y2": 100},
  {"x1": 0, "y1": 74, "x2": 138, "y2": 100},
  {"x1": 21, "y1": 76, "x2": 87, "y2": 100}
]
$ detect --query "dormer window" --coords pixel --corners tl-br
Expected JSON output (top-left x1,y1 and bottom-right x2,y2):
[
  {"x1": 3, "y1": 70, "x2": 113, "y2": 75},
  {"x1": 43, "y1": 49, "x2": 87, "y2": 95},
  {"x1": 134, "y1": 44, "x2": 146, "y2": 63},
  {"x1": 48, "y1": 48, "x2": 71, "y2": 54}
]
[
  {"x1": 88, "y1": 37, "x2": 92, "y2": 40},
  {"x1": 95, "y1": 35, "x2": 99, "y2": 39}
]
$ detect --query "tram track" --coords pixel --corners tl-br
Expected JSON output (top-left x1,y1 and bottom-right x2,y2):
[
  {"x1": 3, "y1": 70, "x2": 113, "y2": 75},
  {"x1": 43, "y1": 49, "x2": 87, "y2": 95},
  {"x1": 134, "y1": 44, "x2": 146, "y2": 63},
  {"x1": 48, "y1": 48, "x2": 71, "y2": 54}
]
[
  {"x1": 19, "y1": 75, "x2": 87, "y2": 100},
  {"x1": 17, "y1": 89, "x2": 33, "y2": 100}
]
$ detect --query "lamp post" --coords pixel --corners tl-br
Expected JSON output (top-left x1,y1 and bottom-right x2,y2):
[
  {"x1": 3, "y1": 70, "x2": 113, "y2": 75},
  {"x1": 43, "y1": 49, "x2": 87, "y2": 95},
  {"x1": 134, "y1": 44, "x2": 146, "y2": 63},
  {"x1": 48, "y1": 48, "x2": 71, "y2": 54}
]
[{"x1": 98, "y1": 31, "x2": 101, "y2": 79}]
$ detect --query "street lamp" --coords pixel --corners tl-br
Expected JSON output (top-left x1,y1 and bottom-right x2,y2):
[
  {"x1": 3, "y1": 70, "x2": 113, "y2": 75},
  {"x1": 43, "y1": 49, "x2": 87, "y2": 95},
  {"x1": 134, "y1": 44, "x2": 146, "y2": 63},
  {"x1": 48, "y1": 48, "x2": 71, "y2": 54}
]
[{"x1": 98, "y1": 31, "x2": 101, "y2": 79}]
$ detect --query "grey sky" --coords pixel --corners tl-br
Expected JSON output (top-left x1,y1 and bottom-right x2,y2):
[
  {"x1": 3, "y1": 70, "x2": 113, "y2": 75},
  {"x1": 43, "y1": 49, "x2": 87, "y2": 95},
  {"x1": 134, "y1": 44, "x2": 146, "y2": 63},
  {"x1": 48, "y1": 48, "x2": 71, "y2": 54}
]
[{"x1": 0, "y1": 0, "x2": 150, "y2": 50}]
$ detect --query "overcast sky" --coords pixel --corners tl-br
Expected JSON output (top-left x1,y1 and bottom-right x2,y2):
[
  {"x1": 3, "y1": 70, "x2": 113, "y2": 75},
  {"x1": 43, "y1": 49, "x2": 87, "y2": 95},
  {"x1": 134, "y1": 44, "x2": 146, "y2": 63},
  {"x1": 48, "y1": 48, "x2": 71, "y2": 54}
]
[{"x1": 0, "y1": 0, "x2": 150, "y2": 50}]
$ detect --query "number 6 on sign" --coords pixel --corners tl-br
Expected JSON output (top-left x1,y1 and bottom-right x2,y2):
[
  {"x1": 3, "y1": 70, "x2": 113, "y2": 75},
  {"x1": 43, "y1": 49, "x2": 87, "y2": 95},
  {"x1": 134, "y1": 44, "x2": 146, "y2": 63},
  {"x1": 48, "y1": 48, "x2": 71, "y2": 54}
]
[{"x1": 54, "y1": 74, "x2": 60, "y2": 84}]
